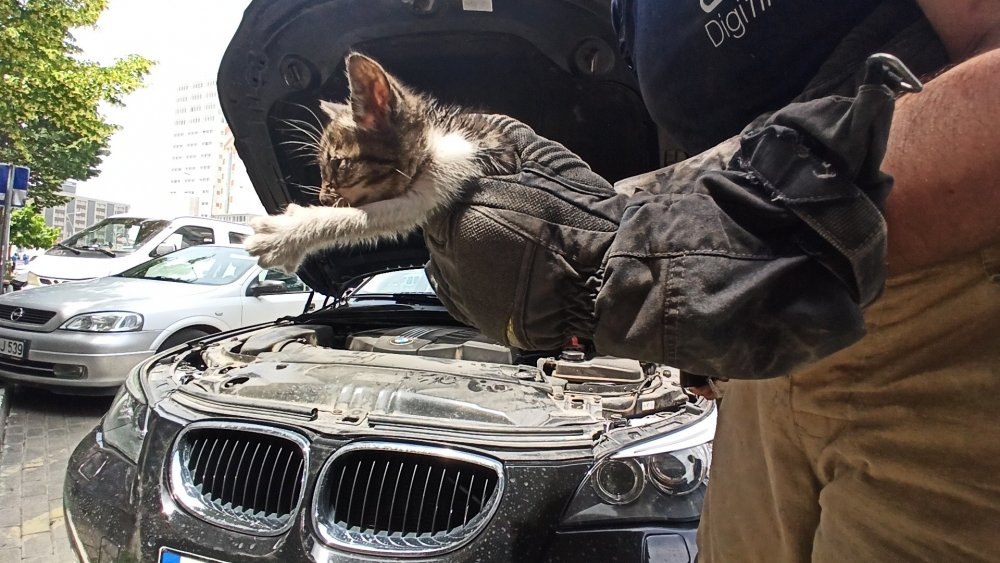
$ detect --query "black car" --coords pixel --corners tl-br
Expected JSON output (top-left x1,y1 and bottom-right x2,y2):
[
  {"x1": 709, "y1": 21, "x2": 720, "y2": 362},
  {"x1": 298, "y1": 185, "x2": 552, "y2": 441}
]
[{"x1": 64, "y1": 1, "x2": 714, "y2": 562}]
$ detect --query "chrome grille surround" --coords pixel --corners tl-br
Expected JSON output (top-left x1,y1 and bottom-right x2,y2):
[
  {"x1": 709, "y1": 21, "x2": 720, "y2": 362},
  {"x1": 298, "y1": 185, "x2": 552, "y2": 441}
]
[
  {"x1": 169, "y1": 421, "x2": 309, "y2": 535},
  {"x1": 312, "y1": 442, "x2": 505, "y2": 557},
  {"x1": 0, "y1": 305, "x2": 55, "y2": 325}
]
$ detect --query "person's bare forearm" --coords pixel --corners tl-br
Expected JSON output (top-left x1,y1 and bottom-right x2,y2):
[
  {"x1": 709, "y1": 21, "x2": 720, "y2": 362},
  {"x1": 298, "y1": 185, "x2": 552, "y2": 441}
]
[{"x1": 882, "y1": 46, "x2": 1000, "y2": 275}]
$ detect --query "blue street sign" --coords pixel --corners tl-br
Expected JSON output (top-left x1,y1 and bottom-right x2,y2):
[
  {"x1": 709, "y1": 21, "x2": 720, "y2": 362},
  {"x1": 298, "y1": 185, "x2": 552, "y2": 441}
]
[
  {"x1": 13, "y1": 166, "x2": 28, "y2": 191},
  {"x1": 0, "y1": 164, "x2": 30, "y2": 191},
  {"x1": 0, "y1": 164, "x2": 30, "y2": 208}
]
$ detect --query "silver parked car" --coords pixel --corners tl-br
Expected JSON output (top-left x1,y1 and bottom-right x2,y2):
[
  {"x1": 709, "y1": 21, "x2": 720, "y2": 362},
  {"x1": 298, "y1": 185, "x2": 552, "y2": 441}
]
[{"x1": 0, "y1": 244, "x2": 314, "y2": 393}]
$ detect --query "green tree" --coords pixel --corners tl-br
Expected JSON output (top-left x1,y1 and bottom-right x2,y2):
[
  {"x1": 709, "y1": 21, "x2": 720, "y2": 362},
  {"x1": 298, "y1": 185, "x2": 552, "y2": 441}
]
[
  {"x1": 9, "y1": 202, "x2": 60, "y2": 249},
  {"x1": 0, "y1": 0, "x2": 153, "y2": 208}
]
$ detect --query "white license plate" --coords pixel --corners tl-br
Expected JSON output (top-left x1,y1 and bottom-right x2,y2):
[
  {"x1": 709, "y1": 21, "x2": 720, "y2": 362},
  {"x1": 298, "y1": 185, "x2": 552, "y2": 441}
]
[
  {"x1": 159, "y1": 548, "x2": 229, "y2": 563},
  {"x1": 0, "y1": 336, "x2": 26, "y2": 359}
]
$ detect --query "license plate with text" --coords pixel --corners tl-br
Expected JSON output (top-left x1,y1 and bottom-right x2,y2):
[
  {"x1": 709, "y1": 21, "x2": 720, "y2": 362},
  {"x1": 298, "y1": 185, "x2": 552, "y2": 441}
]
[
  {"x1": 159, "y1": 548, "x2": 230, "y2": 563},
  {"x1": 0, "y1": 337, "x2": 25, "y2": 359}
]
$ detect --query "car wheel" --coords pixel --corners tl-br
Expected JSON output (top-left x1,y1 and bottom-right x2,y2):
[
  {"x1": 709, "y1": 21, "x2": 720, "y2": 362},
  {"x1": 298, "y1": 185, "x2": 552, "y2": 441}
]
[{"x1": 157, "y1": 328, "x2": 212, "y2": 352}]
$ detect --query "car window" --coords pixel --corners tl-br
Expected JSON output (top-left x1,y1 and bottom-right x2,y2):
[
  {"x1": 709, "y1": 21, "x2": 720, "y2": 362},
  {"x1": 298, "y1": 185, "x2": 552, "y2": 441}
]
[
  {"x1": 229, "y1": 231, "x2": 247, "y2": 244},
  {"x1": 353, "y1": 269, "x2": 434, "y2": 295},
  {"x1": 160, "y1": 225, "x2": 216, "y2": 254},
  {"x1": 122, "y1": 246, "x2": 257, "y2": 285},
  {"x1": 54, "y1": 218, "x2": 170, "y2": 256},
  {"x1": 130, "y1": 220, "x2": 170, "y2": 248},
  {"x1": 256, "y1": 268, "x2": 308, "y2": 293}
]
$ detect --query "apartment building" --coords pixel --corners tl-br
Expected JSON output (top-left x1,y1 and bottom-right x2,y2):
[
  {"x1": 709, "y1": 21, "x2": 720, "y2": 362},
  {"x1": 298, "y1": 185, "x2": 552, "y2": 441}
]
[
  {"x1": 167, "y1": 79, "x2": 264, "y2": 218},
  {"x1": 42, "y1": 180, "x2": 130, "y2": 239}
]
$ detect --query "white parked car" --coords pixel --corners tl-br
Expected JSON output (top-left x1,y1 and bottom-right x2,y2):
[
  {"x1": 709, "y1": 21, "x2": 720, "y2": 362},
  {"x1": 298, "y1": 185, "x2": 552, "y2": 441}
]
[
  {"x1": 26, "y1": 215, "x2": 254, "y2": 287},
  {"x1": 0, "y1": 244, "x2": 314, "y2": 393}
]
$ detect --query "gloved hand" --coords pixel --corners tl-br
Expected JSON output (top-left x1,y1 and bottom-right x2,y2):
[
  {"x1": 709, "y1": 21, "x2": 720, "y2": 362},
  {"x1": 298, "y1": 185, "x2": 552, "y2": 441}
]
[
  {"x1": 423, "y1": 116, "x2": 627, "y2": 352},
  {"x1": 425, "y1": 67, "x2": 900, "y2": 380}
]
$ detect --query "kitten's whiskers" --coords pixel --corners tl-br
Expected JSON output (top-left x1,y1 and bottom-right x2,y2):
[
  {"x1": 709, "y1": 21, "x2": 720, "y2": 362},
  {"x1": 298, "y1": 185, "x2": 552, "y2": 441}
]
[
  {"x1": 286, "y1": 102, "x2": 325, "y2": 134},
  {"x1": 279, "y1": 118, "x2": 323, "y2": 146},
  {"x1": 278, "y1": 140, "x2": 321, "y2": 158},
  {"x1": 286, "y1": 181, "x2": 322, "y2": 195}
]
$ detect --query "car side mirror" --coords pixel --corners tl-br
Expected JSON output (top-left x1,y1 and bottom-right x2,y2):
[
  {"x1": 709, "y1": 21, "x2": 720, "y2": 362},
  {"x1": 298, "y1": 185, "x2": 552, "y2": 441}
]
[
  {"x1": 151, "y1": 243, "x2": 177, "y2": 257},
  {"x1": 249, "y1": 280, "x2": 286, "y2": 297}
]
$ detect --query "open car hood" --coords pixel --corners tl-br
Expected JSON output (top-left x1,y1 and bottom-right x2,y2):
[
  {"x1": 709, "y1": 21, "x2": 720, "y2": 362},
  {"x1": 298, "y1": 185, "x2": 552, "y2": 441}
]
[{"x1": 218, "y1": 0, "x2": 659, "y2": 296}]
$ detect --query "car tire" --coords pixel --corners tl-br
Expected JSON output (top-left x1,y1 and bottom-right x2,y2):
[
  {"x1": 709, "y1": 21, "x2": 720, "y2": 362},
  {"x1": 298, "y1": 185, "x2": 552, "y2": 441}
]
[{"x1": 157, "y1": 328, "x2": 212, "y2": 352}]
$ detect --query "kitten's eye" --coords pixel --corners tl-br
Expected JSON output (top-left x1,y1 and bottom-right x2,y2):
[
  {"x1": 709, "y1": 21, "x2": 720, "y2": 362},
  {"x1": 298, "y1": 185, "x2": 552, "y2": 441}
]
[{"x1": 327, "y1": 158, "x2": 344, "y2": 174}]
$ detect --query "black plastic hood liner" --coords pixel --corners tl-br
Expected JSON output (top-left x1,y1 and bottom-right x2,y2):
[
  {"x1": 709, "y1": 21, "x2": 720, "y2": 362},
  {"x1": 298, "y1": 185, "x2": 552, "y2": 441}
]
[{"x1": 219, "y1": 0, "x2": 659, "y2": 296}]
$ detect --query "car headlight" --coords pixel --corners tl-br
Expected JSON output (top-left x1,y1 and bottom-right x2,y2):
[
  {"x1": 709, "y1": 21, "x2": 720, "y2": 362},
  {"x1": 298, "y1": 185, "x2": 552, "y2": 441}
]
[
  {"x1": 562, "y1": 407, "x2": 716, "y2": 526},
  {"x1": 101, "y1": 367, "x2": 148, "y2": 463},
  {"x1": 646, "y1": 443, "x2": 711, "y2": 496},
  {"x1": 61, "y1": 312, "x2": 143, "y2": 332}
]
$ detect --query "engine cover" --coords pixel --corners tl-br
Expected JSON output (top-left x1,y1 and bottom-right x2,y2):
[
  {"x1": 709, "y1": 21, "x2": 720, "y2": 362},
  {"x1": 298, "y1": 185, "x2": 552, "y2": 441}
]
[{"x1": 347, "y1": 326, "x2": 516, "y2": 365}]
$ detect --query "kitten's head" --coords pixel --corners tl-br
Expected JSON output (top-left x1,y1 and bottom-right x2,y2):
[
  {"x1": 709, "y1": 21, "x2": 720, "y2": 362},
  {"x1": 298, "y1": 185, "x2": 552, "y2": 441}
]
[{"x1": 315, "y1": 54, "x2": 430, "y2": 207}]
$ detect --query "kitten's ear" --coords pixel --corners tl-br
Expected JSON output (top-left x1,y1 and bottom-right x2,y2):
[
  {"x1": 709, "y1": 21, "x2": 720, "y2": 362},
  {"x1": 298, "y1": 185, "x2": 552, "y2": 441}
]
[{"x1": 346, "y1": 53, "x2": 398, "y2": 132}]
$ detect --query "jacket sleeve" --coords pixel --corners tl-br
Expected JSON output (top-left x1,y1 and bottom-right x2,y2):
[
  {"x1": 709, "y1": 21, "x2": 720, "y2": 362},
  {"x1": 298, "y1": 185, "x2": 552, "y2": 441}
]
[{"x1": 593, "y1": 84, "x2": 897, "y2": 378}]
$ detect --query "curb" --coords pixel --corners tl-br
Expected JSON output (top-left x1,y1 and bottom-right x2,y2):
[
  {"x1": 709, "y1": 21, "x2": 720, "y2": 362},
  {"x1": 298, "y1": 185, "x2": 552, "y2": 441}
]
[{"x1": 0, "y1": 385, "x2": 10, "y2": 453}]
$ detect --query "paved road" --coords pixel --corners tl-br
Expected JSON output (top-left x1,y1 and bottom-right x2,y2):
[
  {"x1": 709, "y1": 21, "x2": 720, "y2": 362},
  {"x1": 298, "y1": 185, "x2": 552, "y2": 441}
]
[{"x1": 0, "y1": 387, "x2": 111, "y2": 563}]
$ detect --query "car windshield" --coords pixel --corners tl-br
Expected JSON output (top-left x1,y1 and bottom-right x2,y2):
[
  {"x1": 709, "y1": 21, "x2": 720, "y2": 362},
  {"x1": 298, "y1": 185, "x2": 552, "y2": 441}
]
[
  {"x1": 119, "y1": 245, "x2": 257, "y2": 285},
  {"x1": 57, "y1": 217, "x2": 170, "y2": 255},
  {"x1": 351, "y1": 269, "x2": 435, "y2": 296}
]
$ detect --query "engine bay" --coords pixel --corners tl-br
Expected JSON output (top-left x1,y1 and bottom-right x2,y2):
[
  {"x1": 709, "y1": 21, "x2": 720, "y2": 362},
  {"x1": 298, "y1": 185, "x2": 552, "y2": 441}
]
[
  {"x1": 346, "y1": 326, "x2": 690, "y2": 418},
  {"x1": 170, "y1": 323, "x2": 694, "y2": 426}
]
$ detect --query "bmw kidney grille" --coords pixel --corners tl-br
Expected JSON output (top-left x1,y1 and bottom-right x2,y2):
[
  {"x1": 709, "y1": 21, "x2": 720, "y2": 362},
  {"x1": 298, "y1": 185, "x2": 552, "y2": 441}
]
[
  {"x1": 170, "y1": 423, "x2": 309, "y2": 535},
  {"x1": 313, "y1": 442, "x2": 504, "y2": 556}
]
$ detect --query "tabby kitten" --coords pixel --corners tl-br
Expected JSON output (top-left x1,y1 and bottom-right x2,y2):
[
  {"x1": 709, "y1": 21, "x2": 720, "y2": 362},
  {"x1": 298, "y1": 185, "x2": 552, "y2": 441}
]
[{"x1": 246, "y1": 53, "x2": 517, "y2": 273}]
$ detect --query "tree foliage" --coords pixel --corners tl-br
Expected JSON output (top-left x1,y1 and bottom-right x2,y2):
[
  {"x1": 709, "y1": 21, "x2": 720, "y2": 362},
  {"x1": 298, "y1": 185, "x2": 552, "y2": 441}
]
[
  {"x1": 0, "y1": 0, "x2": 153, "y2": 208},
  {"x1": 9, "y1": 202, "x2": 60, "y2": 249}
]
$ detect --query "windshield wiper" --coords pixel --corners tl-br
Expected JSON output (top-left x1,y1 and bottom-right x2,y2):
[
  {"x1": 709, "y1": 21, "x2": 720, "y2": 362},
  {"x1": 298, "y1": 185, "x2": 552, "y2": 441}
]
[
  {"x1": 54, "y1": 243, "x2": 81, "y2": 255},
  {"x1": 85, "y1": 246, "x2": 116, "y2": 257},
  {"x1": 61, "y1": 243, "x2": 116, "y2": 257},
  {"x1": 142, "y1": 276, "x2": 194, "y2": 284}
]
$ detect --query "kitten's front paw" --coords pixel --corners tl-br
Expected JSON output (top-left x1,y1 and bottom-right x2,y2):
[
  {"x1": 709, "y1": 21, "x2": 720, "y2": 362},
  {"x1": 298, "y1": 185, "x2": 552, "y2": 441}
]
[{"x1": 246, "y1": 215, "x2": 307, "y2": 273}]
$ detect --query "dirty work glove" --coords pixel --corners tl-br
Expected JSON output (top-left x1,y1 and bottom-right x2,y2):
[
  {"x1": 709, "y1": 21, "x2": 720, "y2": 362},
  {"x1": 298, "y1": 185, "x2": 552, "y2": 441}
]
[
  {"x1": 425, "y1": 61, "x2": 901, "y2": 379},
  {"x1": 423, "y1": 116, "x2": 627, "y2": 352}
]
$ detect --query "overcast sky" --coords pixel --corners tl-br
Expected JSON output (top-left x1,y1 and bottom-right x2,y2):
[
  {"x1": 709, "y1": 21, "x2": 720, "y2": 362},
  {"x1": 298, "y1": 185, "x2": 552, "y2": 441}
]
[{"x1": 73, "y1": 0, "x2": 252, "y2": 214}]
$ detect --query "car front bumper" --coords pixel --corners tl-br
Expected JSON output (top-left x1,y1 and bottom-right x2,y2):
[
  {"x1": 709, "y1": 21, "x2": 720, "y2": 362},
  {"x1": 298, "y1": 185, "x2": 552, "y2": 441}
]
[
  {"x1": 66, "y1": 422, "x2": 701, "y2": 563},
  {"x1": 0, "y1": 326, "x2": 160, "y2": 390}
]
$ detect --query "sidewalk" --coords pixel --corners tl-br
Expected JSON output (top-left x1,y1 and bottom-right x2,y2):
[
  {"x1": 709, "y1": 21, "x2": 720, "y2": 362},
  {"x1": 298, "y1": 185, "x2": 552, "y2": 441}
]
[{"x1": 0, "y1": 387, "x2": 111, "y2": 563}]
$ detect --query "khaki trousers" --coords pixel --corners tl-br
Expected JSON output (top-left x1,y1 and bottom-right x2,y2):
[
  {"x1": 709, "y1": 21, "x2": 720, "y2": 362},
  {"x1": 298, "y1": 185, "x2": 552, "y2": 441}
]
[{"x1": 698, "y1": 246, "x2": 1000, "y2": 562}]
